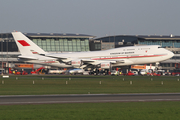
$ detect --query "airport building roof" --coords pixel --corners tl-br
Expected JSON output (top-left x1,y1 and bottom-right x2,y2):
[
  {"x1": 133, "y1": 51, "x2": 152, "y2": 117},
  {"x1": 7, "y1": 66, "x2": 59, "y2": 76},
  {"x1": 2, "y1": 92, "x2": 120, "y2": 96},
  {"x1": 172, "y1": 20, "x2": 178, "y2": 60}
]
[
  {"x1": 0, "y1": 32, "x2": 95, "y2": 39},
  {"x1": 96, "y1": 34, "x2": 180, "y2": 41},
  {"x1": 24, "y1": 33, "x2": 95, "y2": 39}
]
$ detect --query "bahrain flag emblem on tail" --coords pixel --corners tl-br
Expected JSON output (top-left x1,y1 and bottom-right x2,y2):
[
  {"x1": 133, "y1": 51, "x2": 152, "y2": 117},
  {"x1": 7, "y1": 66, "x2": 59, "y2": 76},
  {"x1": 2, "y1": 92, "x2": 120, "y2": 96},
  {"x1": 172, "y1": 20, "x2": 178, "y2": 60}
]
[{"x1": 18, "y1": 40, "x2": 30, "y2": 46}]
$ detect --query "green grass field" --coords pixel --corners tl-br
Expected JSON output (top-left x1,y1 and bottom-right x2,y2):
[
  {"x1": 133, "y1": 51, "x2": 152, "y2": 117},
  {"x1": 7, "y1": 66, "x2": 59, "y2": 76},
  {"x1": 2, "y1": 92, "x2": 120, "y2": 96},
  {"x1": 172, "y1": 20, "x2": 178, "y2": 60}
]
[
  {"x1": 0, "y1": 101, "x2": 180, "y2": 120},
  {"x1": 1, "y1": 75, "x2": 180, "y2": 120},
  {"x1": 0, "y1": 75, "x2": 180, "y2": 95}
]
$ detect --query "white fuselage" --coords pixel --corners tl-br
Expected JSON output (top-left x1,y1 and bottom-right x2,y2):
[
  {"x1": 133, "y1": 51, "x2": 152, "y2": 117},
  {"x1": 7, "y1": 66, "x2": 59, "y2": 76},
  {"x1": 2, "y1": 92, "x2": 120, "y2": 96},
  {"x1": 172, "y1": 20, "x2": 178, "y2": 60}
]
[
  {"x1": 45, "y1": 45, "x2": 174, "y2": 67},
  {"x1": 18, "y1": 45, "x2": 174, "y2": 68}
]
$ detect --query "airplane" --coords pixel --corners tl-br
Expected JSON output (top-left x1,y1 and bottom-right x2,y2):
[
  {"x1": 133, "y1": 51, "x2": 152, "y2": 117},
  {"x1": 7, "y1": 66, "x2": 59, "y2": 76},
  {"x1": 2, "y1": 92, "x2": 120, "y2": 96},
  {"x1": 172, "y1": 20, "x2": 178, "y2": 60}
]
[{"x1": 12, "y1": 31, "x2": 174, "y2": 71}]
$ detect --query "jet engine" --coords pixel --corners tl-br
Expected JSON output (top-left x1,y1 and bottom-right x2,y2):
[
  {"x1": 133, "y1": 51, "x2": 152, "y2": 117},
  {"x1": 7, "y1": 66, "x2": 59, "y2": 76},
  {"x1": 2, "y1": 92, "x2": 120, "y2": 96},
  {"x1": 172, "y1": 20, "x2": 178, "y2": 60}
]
[
  {"x1": 70, "y1": 59, "x2": 82, "y2": 67},
  {"x1": 100, "y1": 62, "x2": 111, "y2": 69}
]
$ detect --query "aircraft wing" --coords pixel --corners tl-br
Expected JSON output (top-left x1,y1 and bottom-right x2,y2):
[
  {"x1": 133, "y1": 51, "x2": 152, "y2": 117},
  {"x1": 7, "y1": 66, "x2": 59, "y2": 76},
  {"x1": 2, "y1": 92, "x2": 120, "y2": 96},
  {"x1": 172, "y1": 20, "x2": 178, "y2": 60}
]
[
  {"x1": 44, "y1": 53, "x2": 134, "y2": 68},
  {"x1": 45, "y1": 54, "x2": 67, "y2": 60},
  {"x1": 82, "y1": 59, "x2": 133, "y2": 66},
  {"x1": 81, "y1": 59, "x2": 117, "y2": 65},
  {"x1": 114, "y1": 59, "x2": 134, "y2": 65}
]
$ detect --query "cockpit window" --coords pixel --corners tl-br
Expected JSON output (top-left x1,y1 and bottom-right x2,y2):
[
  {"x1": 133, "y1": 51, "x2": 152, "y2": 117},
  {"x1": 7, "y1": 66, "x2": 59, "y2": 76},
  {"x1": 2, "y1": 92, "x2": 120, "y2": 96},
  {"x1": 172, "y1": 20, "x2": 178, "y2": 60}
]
[{"x1": 158, "y1": 47, "x2": 162, "y2": 48}]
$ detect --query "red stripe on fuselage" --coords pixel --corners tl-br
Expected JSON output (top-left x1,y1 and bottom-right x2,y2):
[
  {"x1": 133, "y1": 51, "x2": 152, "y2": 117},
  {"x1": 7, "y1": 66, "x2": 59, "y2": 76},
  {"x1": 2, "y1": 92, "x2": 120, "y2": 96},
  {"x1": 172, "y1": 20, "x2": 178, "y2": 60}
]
[
  {"x1": 18, "y1": 40, "x2": 30, "y2": 46},
  {"x1": 91, "y1": 54, "x2": 166, "y2": 60}
]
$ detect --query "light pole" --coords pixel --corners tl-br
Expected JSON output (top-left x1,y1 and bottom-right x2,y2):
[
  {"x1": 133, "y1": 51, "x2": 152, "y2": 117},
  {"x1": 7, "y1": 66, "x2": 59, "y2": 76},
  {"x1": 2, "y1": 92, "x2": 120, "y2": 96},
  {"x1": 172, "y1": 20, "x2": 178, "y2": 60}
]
[
  {"x1": 1, "y1": 38, "x2": 4, "y2": 75},
  {"x1": 6, "y1": 33, "x2": 9, "y2": 74},
  {"x1": 6, "y1": 39, "x2": 8, "y2": 74}
]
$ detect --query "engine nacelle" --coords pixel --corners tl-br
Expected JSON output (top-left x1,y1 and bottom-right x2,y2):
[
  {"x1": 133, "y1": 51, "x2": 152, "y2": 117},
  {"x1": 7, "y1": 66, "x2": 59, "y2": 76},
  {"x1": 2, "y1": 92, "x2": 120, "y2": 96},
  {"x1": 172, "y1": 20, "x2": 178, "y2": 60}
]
[
  {"x1": 100, "y1": 62, "x2": 111, "y2": 69},
  {"x1": 71, "y1": 59, "x2": 82, "y2": 67}
]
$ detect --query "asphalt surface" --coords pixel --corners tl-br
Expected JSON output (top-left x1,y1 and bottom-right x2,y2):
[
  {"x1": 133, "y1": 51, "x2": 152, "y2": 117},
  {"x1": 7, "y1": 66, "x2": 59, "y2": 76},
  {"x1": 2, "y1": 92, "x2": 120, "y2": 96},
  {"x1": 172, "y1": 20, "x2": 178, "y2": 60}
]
[{"x1": 0, "y1": 93, "x2": 180, "y2": 105}]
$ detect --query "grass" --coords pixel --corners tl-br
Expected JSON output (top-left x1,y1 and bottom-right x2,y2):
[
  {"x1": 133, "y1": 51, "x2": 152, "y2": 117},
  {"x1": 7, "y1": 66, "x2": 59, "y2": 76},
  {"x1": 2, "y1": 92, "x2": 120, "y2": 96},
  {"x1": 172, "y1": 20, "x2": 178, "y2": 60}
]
[
  {"x1": 0, "y1": 101, "x2": 180, "y2": 120},
  {"x1": 1, "y1": 75, "x2": 180, "y2": 120},
  {"x1": 0, "y1": 75, "x2": 180, "y2": 95}
]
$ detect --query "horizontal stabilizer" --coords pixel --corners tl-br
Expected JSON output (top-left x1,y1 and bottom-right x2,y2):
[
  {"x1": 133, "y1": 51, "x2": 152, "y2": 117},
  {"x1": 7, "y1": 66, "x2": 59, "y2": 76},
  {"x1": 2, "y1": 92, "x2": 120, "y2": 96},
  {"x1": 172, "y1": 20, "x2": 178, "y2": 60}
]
[{"x1": 18, "y1": 56, "x2": 38, "y2": 60}]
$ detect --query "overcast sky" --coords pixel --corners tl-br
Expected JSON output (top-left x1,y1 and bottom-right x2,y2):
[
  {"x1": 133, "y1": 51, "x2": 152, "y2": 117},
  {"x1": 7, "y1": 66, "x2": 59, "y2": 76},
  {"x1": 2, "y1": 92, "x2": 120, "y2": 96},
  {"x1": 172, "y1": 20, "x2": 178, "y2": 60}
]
[{"x1": 0, "y1": 0, "x2": 180, "y2": 37}]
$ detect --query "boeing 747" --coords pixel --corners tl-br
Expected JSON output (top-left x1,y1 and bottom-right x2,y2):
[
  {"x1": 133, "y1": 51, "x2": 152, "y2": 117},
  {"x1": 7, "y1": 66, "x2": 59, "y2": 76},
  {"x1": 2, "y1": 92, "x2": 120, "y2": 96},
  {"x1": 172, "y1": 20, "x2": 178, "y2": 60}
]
[{"x1": 12, "y1": 32, "x2": 174, "y2": 70}]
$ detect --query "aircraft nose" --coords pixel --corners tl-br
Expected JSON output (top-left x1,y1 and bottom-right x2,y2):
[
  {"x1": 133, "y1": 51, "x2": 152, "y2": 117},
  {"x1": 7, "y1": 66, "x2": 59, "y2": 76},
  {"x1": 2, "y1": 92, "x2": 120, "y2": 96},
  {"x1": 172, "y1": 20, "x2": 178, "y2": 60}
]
[{"x1": 168, "y1": 51, "x2": 174, "y2": 58}]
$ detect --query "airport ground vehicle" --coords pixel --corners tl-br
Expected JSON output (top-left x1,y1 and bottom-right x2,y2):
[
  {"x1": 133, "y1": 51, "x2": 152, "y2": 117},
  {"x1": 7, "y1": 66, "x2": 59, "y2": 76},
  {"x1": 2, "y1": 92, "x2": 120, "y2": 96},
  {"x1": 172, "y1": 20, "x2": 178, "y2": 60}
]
[
  {"x1": 48, "y1": 69, "x2": 66, "y2": 74},
  {"x1": 68, "y1": 68, "x2": 84, "y2": 75},
  {"x1": 14, "y1": 70, "x2": 28, "y2": 75},
  {"x1": 126, "y1": 71, "x2": 135, "y2": 76},
  {"x1": 0, "y1": 69, "x2": 4, "y2": 74},
  {"x1": 31, "y1": 67, "x2": 45, "y2": 74},
  {"x1": 111, "y1": 70, "x2": 119, "y2": 76}
]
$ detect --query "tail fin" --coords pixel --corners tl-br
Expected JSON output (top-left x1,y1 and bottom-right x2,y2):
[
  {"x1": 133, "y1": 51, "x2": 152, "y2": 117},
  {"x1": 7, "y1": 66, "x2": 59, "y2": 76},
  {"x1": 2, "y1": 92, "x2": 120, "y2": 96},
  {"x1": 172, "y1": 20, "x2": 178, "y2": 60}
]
[{"x1": 12, "y1": 32, "x2": 46, "y2": 56}]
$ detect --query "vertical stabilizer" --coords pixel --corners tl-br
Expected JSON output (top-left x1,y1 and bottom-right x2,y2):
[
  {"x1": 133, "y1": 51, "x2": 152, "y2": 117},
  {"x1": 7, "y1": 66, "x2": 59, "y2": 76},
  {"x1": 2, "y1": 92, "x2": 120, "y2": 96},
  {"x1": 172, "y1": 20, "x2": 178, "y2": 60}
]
[{"x1": 12, "y1": 32, "x2": 46, "y2": 55}]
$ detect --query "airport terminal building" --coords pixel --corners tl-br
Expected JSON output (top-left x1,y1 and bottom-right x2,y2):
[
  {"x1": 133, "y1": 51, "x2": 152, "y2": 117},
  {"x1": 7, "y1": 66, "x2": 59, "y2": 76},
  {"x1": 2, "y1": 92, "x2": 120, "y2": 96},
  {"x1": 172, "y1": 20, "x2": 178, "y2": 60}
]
[
  {"x1": 92, "y1": 34, "x2": 180, "y2": 52},
  {"x1": 0, "y1": 32, "x2": 95, "y2": 52}
]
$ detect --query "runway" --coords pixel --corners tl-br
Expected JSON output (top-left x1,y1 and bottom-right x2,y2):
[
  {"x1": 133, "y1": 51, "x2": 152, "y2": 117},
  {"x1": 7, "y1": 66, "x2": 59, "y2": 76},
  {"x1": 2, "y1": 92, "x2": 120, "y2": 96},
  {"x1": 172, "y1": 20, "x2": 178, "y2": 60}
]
[{"x1": 0, "y1": 93, "x2": 180, "y2": 105}]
